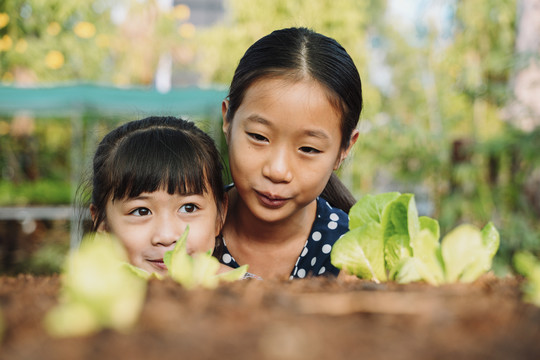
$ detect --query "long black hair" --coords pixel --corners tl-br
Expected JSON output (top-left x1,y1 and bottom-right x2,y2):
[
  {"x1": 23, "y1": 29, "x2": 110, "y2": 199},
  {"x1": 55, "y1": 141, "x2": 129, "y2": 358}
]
[
  {"x1": 87, "y1": 116, "x2": 226, "y2": 233},
  {"x1": 224, "y1": 27, "x2": 362, "y2": 213}
]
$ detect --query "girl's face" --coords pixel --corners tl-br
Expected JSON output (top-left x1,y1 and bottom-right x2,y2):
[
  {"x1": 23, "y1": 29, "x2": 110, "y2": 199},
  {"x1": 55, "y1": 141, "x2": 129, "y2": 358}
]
[
  {"x1": 98, "y1": 187, "x2": 223, "y2": 275},
  {"x1": 223, "y1": 77, "x2": 357, "y2": 223}
]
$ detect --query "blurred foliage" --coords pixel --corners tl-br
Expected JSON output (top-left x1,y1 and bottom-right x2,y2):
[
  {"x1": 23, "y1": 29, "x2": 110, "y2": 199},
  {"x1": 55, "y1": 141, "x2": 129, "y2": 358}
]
[
  {"x1": 0, "y1": 180, "x2": 71, "y2": 205},
  {"x1": 0, "y1": 115, "x2": 72, "y2": 204},
  {"x1": 22, "y1": 236, "x2": 69, "y2": 274},
  {"x1": 0, "y1": 0, "x2": 189, "y2": 85},
  {"x1": 345, "y1": 0, "x2": 540, "y2": 274},
  {"x1": 194, "y1": 0, "x2": 386, "y2": 121}
]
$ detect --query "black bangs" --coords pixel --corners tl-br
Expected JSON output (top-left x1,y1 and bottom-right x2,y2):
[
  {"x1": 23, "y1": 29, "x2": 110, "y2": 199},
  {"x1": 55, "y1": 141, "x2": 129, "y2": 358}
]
[{"x1": 109, "y1": 127, "x2": 208, "y2": 200}]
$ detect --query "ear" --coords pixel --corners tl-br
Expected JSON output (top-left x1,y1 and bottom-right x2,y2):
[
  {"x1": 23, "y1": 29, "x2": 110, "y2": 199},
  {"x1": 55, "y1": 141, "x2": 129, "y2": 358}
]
[
  {"x1": 90, "y1": 204, "x2": 107, "y2": 232},
  {"x1": 334, "y1": 129, "x2": 359, "y2": 170},
  {"x1": 222, "y1": 100, "x2": 231, "y2": 142}
]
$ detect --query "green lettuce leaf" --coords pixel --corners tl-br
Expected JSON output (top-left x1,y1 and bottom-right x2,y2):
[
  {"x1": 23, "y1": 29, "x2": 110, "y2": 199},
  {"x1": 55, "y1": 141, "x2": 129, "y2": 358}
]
[
  {"x1": 349, "y1": 192, "x2": 400, "y2": 229},
  {"x1": 408, "y1": 228, "x2": 445, "y2": 285},
  {"x1": 481, "y1": 222, "x2": 500, "y2": 259},
  {"x1": 331, "y1": 222, "x2": 387, "y2": 283},
  {"x1": 216, "y1": 264, "x2": 250, "y2": 282},
  {"x1": 393, "y1": 257, "x2": 423, "y2": 284},
  {"x1": 441, "y1": 223, "x2": 498, "y2": 283},
  {"x1": 382, "y1": 194, "x2": 418, "y2": 276},
  {"x1": 332, "y1": 191, "x2": 499, "y2": 286},
  {"x1": 419, "y1": 216, "x2": 440, "y2": 239},
  {"x1": 44, "y1": 233, "x2": 147, "y2": 337},
  {"x1": 165, "y1": 226, "x2": 247, "y2": 289},
  {"x1": 513, "y1": 251, "x2": 540, "y2": 306}
]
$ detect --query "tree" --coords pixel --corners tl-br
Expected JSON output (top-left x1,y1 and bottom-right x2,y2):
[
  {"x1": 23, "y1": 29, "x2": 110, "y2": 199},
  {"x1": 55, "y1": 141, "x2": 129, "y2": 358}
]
[
  {"x1": 504, "y1": 0, "x2": 540, "y2": 131},
  {"x1": 0, "y1": 0, "x2": 183, "y2": 86},
  {"x1": 193, "y1": 0, "x2": 385, "y2": 120}
]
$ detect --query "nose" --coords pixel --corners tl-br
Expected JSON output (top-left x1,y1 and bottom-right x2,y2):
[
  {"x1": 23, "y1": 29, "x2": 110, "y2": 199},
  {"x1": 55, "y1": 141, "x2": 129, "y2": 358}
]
[
  {"x1": 262, "y1": 146, "x2": 293, "y2": 183},
  {"x1": 150, "y1": 215, "x2": 183, "y2": 247}
]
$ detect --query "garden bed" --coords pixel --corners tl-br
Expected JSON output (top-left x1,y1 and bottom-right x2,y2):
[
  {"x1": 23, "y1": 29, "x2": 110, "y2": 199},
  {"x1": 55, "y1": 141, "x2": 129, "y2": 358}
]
[{"x1": 1, "y1": 274, "x2": 539, "y2": 359}]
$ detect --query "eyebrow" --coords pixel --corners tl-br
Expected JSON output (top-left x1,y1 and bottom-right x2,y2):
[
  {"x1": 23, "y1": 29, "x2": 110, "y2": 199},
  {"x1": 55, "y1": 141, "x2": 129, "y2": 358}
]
[
  {"x1": 246, "y1": 114, "x2": 270, "y2": 126},
  {"x1": 304, "y1": 129, "x2": 331, "y2": 141},
  {"x1": 246, "y1": 115, "x2": 331, "y2": 141}
]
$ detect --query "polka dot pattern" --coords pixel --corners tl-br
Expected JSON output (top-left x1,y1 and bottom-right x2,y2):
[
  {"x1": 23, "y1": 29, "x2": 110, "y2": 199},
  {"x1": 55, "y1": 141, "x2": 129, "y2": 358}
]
[
  {"x1": 222, "y1": 253, "x2": 232, "y2": 264},
  {"x1": 289, "y1": 197, "x2": 348, "y2": 279}
]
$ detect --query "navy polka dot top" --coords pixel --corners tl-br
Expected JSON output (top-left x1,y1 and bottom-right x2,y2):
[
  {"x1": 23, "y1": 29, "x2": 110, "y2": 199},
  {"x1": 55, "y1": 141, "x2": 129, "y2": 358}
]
[{"x1": 219, "y1": 196, "x2": 349, "y2": 279}]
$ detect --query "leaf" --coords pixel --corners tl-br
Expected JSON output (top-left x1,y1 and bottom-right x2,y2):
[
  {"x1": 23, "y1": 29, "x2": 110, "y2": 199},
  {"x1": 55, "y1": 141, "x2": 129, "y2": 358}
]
[
  {"x1": 216, "y1": 264, "x2": 250, "y2": 282},
  {"x1": 191, "y1": 252, "x2": 221, "y2": 289},
  {"x1": 419, "y1": 216, "x2": 440, "y2": 239},
  {"x1": 441, "y1": 224, "x2": 497, "y2": 283},
  {"x1": 481, "y1": 222, "x2": 500, "y2": 259},
  {"x1": 123, "y1": 263, "x2": 164, "y2": 280},
  {"x1": 164, "y1": 226, "x2": 190, "y2": 275},
  {"x1": 382, "y1": 194, "x2": 418, "y2": 275},
  {"x1": 393, "y1": 257, "x2": 423, "y2": 284},
  {"x1": 349, "y1": 192, "x2": 401, "y2": 229},
  {"x1": 408, "y1": 229, "x2": 445, "y2": 285},
  {"x1": 513, "y1": 252, "x2": 540, "y2": 306},
  {"x1": 331, "y1": 222, "x2": 387, "y2": 283},
  {"x1": 165, "y1": 226, "x2": 248, "y2": 289},
  {"x1": 44, "y1": 302, "x2": 101, "y2": 337},
  {"x1": 44, "y1": 233, "x2": 147, "y2": 337}
]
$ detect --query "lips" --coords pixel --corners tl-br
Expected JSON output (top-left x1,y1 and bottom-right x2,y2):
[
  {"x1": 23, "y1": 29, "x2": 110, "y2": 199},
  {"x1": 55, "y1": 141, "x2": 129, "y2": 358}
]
[
  {"x1": 255, "y1": 190, "x2": 290, "y2": 208},
  {"x1": 148, "y1": 259, "x2": 167, "y2": 271}
]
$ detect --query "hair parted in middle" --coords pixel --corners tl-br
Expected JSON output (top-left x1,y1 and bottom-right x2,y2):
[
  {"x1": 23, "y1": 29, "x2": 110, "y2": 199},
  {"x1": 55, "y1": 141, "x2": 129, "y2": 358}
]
[{"x1": 224, "y1": 27, "x2": 363, "y2": 212}]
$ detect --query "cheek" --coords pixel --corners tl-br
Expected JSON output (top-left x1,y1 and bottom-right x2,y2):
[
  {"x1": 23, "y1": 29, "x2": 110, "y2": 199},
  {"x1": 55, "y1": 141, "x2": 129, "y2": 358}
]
[{"x1": 189, "y1": 230, "x2": 216, "y2": 253}]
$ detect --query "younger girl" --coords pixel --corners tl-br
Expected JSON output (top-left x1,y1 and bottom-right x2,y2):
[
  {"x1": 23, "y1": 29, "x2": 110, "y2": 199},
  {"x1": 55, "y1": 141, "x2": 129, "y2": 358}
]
[
  {"x1": 219, "y1": 27, "x2": 362, "y2": 280},
  {"x1": 84, "y1": 116, "x2": 230, "y2": 276}
]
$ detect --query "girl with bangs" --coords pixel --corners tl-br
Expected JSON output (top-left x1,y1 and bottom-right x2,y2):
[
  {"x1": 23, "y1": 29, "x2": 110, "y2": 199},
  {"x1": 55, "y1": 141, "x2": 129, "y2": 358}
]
[{"x1": 83, "y1": 116, "x2": 230, "y2": 276}]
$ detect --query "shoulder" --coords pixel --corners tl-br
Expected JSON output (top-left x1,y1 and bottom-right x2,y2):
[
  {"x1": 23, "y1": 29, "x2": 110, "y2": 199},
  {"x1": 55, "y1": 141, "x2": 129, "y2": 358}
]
[
  {"x1": 313, "y1": 196, "x2": 349, "y2": 238},
  {"x1": 290, "y1": 197, "x2": 349, "y2": 278}
]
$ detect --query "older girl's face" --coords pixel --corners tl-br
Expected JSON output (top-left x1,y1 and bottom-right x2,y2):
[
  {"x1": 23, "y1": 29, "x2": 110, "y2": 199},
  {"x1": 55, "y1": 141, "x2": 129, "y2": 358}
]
[
  {"x1": 98, "y1": 187, "x2": 222, "y2": 276},
  {"x1": 222, "y1": 77, "x2": 357, "y2": 223}
]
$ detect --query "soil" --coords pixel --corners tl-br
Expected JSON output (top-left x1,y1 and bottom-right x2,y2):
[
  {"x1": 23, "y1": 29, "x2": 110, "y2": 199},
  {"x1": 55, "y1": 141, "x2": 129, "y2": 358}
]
[{"x1": 0, "y1": 274, "x2": 539, "y2": 360}]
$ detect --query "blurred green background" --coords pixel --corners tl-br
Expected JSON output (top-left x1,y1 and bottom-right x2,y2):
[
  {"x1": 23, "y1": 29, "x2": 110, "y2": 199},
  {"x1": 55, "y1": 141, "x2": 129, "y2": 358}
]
[{"x1": 0, "y1": 0, "x2": 539, "y2": 275}]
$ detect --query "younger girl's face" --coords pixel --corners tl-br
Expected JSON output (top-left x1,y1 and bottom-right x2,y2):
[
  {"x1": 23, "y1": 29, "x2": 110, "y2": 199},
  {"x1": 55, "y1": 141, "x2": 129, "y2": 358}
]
[
  {"x1": 223, "y1": 77, "x2": 357, "y2": 223},
  {"x1": 99, "y1": 187, "x2": 223, "y2": 276}
]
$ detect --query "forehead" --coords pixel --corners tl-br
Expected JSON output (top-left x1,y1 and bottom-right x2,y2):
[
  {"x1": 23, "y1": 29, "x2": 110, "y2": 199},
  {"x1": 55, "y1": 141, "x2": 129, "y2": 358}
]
[{"x1": 237, "y1": 77, "x2": 342, "y2": 136}]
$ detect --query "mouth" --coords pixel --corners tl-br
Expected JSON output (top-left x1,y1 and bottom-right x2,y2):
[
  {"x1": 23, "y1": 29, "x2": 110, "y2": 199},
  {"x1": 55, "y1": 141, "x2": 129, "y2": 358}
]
[
  {"x1": 255, "y1": 190, "x2": 290, "y2": 208},
  {"x1": 147, "y1": 259, "x2": 168, "y2": 271}
]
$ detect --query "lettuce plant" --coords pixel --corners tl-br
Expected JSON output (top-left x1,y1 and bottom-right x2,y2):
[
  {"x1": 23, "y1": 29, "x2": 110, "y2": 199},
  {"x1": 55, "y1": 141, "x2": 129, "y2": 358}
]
[
  {"x1": 163, "y1": 226, "x2": 248, "y2": 289},
  {"x1": 44, "y1": 233, "x2": 147, "y2": 337},
  {"x1": 331, "y1": 192, "x2": 499, "y2": 285},
  {"x1": 513, "y1": 251, "x2": 540, "y2": 306}
]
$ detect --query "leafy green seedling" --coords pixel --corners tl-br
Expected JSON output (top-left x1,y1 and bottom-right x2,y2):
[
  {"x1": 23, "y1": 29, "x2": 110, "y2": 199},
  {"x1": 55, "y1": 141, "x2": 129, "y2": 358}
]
[
  {"x1": 513, "y1": 251, "x2": 540, "y2": 306},
  {"x1": 44, "y1": 233, "x2": 147, "y2": 337},
  {"x1": 331, "y1": 192, "x2": 499, "y2": 285},
  {"x1": 164, "y1": 226, "x2": 248, "y2": 289}
]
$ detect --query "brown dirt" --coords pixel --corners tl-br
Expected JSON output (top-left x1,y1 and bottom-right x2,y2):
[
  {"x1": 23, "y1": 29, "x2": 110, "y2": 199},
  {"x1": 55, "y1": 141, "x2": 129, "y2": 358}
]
[{"x1": 0, "y1": 274, "x2": 539, "y2": 360}]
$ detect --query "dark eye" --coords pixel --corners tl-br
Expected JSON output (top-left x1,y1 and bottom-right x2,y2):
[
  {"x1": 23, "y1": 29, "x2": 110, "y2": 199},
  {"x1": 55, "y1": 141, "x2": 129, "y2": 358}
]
[
  {"x1": 131, "y1": 207, "x2": 151, "y2": 216},
  {"x1": 299, "y1": 146, "x2": 321, "y2": 154},
  {"x1": 180, "y1": 203, "x2": 199, "y2": 213},
  {"x1": 247, "y1": 132, "x2": 268, "y2": 142}
]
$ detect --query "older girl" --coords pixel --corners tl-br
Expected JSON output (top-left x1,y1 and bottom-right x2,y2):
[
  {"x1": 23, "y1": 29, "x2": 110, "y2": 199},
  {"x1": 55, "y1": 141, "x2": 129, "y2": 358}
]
[{"x1": 219, "y1": 27, "x2": 362, "y2": 279}]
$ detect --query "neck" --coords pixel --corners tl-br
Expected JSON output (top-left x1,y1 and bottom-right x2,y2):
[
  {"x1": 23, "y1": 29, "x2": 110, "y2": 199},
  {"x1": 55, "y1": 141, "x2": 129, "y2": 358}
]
[{"x1": 221, "y1": 188, "x2": 317, "y2": 280}]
